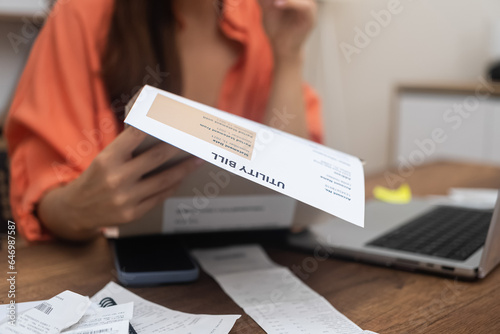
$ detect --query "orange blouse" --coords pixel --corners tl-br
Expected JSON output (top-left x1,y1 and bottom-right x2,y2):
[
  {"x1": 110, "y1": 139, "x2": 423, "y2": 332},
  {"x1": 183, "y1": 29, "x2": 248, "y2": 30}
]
[{"x1": 6, "y1": 0, "x2": 323, "y2": 241}]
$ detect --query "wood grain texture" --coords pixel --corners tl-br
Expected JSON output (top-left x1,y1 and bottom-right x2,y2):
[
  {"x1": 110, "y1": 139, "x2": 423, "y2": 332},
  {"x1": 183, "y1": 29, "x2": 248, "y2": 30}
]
[{"x1": 1, "y1": 161, "x2": 500, "y2": 333}]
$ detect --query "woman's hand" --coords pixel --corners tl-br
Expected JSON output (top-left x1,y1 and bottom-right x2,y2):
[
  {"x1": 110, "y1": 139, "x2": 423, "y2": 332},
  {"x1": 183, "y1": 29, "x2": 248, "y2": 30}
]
[
  {"x1": 38, "y1": 127, "x2": 203, "y2": 241},
  {"x1": 259, "y1": 0, "x2": 317, "y2": 61}
]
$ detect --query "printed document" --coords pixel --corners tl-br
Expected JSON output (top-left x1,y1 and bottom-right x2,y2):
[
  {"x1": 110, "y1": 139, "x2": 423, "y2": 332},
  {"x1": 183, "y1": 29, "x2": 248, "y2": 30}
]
[
  {"x1": 125, "y1": 85, "x2": 365, "y2": 227},
  {"x1": 192, "y1": 245, "x2": 378, "y2": 334}
]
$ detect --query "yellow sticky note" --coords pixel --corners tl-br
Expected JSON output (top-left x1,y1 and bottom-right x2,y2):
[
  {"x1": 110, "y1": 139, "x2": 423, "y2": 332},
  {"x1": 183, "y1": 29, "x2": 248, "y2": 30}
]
[{"x1": 373, "y1": 183, "x2": 412, "y2": 204}]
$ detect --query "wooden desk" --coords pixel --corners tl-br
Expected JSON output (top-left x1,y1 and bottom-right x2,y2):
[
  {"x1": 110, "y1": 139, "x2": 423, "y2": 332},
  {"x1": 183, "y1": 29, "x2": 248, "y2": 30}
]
[{"x1": 2, "y1": 161, "x2": 500, "y2": 333}]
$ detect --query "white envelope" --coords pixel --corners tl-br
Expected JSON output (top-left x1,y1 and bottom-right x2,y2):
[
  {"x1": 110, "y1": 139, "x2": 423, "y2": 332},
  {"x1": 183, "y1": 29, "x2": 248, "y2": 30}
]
[{"x1": 111, "y1": 85, "x2": 364, "y2": 238}]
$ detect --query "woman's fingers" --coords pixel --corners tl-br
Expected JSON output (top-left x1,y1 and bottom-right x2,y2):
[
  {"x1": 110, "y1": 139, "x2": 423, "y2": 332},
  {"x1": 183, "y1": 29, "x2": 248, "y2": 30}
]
[
  {"x1": 132, "y1": 157, "x2": 204, "y2": 202},
  {"x1": 122, "y1": 142, "x2": 183, "y2": 180},
  {"x1": 128, "y1": 158, "x2": 203, "y2": 221},
  {"x1": 274, "y1": 0, "x2": 316, "y2": 25},
  {"x1": 260, "y1": 0, "x2": 315, "y2": 13},
  {"x1": 274, "y1": 0, "x2": 315, "y2": 11},
  {"x1": 101, "y1": 126, "x2": 148, "y2": 161}
]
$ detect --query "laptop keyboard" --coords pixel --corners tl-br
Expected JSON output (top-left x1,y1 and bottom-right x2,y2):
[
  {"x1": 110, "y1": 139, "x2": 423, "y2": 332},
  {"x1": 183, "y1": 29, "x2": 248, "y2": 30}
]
[{"x1": 367, "y1": 206, "x2": 492, "y2": 261}]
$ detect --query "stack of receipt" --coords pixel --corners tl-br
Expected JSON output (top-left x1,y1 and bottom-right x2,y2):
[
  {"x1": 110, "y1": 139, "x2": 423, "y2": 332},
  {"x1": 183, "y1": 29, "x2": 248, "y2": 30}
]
[
  {"x1": 0, "y1": 290, "x2": 132, "y2": 334},
  {"x1": 0, "y1": 283, "x2": 240, "y2": 334}
]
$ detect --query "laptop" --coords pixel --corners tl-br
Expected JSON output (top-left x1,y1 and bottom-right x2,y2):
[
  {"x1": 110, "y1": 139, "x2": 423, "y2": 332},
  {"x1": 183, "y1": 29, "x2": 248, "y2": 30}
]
[{"x1": 288, "y1": 189, "x2": 500, "y2": 279}]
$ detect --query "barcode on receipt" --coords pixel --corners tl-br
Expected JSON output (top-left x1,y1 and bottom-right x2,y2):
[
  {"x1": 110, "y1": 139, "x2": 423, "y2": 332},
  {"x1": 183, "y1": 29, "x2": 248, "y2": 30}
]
[{"x1": 34, "y1": 302, "x2": 53, "y2": 315}]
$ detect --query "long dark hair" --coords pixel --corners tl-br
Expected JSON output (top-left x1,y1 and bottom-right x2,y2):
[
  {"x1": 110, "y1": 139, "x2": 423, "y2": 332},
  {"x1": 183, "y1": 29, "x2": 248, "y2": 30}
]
[{"x1": 101, "y1": 0, "x2": 182, "y2": 123}]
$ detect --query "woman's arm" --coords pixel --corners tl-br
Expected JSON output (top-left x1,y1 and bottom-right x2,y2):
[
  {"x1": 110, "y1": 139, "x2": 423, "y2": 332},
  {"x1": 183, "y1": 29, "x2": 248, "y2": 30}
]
[
  {"x1": 264, "y1": 55, "x2": 308, "y2": 138},
  {"x1": 259, "y1": 0, "x2": 317, "y2": 138}
]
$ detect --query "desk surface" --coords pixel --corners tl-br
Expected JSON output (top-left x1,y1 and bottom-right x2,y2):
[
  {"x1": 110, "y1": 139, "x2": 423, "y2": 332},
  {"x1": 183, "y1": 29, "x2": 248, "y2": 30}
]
[{"x1": 2, "y1": 161, "x2": 500, "y2": 333}]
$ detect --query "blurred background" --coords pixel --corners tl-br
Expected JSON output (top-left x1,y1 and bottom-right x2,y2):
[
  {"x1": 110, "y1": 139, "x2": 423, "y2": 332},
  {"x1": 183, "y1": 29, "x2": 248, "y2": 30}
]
[
  {"x1": 303, "y1": 0, "x2": 500, "y2": 173},
  {"x1": 1, "y1": 0, "x2": 500, "y2": 177}
]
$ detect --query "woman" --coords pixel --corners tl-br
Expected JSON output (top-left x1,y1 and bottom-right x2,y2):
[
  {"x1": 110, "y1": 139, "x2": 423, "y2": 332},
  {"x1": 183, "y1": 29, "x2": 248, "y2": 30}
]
[{"x1": 6, "y1": 0, "x2": 323, "y2": 241}]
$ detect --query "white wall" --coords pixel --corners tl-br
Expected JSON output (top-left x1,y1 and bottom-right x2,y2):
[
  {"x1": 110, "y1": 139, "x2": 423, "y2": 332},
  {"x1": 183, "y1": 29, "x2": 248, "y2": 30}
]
[
  {"x1": 396, "y1": 91, "x2": 500, "y2": 166},
  {"x1": 304, "y1": 0, "x2": 500, "y2": 174},
  {"x1": 0, "y1": 20, "x2": 33, "y2": 115},
  {"x1": 0, "y1": 0, "x2": 47, "y2": 116}
]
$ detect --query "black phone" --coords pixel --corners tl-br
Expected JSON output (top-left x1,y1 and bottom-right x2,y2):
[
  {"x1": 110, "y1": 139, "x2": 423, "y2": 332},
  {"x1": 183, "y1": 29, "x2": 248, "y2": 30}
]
[{"x1": 112, "y1": 235, "x2": 199, "y2": 286}]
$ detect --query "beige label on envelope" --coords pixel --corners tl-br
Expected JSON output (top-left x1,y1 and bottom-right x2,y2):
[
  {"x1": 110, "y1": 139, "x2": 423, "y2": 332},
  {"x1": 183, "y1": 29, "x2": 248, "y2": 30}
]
[{"x1": 147, "y1": 94, "x2": 256, "y2": 160}]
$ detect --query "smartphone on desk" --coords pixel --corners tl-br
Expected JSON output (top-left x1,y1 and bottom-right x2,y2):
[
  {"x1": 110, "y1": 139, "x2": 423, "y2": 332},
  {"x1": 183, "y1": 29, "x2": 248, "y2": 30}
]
[{"x1": 112, "y1": 235, "x2": 199, "y2": 286}]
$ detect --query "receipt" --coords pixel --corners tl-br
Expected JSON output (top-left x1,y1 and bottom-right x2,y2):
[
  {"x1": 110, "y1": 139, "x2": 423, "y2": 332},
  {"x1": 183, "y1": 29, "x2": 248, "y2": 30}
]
[
  {"x1": 192, "y1": 244, "x2": 277, "y2": 277},
  {"x1": 63, "y1": 320, "x2": 129, "y2": 334},
  {"x1": 0, "y1": 291, "x2": 91, "y2": 334},
  {"x1": 0, "y1": 301, "x2": 131, "y2": 334},
  {"x1": 62, "y1": 302, "x2": 133, "y2": 332},
  {"x1": 91, "y1": 282, "x2": 240, "y2": 334},
  {"x1": 0, "y1": 301, "x2": 42, "y2": 325},
  {"x1": 193, "y1": 245, "x2": 378, "y2": 334},
  {"x1": 244, "y1": 298, "x2": 363, "y2": 333},
  {"x1": 216, "y1": 267, "x2": 319, "y2": 307}
]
